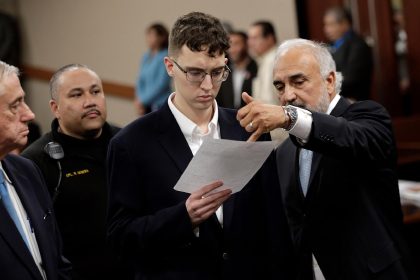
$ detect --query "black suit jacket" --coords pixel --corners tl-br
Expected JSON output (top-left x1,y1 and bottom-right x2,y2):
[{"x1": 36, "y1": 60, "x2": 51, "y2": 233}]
[
  {"x1": 216, "y1": 58, "x2": 258, "y2": 109},
  {"x1": 107, "y1": 103, "x2": 295, "y2": 279},
  {"x1": 332, "y1": 31, "x2": 373, "y2": 101},
  {"x1": 0, "y1": 155, "x2": 71, "y2": 280},
  {"x1": 276, "y1": 97, "x2": 414, "y2": 279}
]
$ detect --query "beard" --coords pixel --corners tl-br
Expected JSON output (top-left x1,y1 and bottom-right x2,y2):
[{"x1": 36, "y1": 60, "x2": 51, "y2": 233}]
[{"x1": 288, "y1": 86, "x2": 330, "y2": 113}]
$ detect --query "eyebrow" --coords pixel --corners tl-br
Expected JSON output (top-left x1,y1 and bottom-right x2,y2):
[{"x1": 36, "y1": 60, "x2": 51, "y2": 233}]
[
  {"x1": 185, "y1": 65, "x2": 225, "y2": 71},
  {"x1": 10, "y1": 95, "x2": 23, "y2": 105},
  {"x1": 67, "y1": 84, "x2": 100, "y2": 93},
  {"x1": 289, "y1": 73, "x2": 306, "y2": 80}
]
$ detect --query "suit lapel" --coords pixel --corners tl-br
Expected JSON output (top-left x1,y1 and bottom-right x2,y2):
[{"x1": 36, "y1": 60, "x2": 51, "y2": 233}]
[
  {"x1": 278, "y1": 139, "x2": 304, "y2": 201},
  {"x1": 1, "y1": 159, "x2": 44, "y2": 280},
  {"x1": 218, "y1": 108, "x2": 246, "y2": 231},
  {"x1": 305, "y1": 97, "x2": 350, "y2": 199},
  {"x1": 157, "y1": 103, "x2": 194, "y2": 173}
]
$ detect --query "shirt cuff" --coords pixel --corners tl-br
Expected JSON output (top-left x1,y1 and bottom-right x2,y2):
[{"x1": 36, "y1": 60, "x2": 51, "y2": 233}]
[{"x1": 288, "y1": 107, "x2": 312, "y2": 142}]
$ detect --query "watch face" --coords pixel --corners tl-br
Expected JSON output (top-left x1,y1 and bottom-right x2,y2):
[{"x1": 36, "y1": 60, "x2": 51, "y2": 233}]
[{"x1": 286, "y1": 106, "x2": 298, "y2": 130}]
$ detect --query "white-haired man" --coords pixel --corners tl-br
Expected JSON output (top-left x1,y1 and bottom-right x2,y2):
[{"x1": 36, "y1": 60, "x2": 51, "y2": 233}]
[
  {"x1": 0, "y1": 60, "x2": 71, "y2": 279},
  {"x1": 237, "y1": 39, "x2": 414, "y2": 280}
]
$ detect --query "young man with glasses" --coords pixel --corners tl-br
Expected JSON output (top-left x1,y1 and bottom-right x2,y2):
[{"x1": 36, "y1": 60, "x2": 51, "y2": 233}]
[{"x1": 107, "y1": 11, "x2": 295, "y2": 280}]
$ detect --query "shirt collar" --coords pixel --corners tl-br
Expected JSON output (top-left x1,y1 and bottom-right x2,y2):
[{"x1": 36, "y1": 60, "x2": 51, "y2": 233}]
[
  {"x1": 326, "y1": 94, "x2": 341, "y2": 115},
  {"x1": 333, "y1": 30, "x2": 352, "y2": 50},
  {"x1": 167, "y1": 92, "x2": 219, "y2": 140},
  {"x1": 0, "y1": 161, "x2": 12, "y2": 184}
]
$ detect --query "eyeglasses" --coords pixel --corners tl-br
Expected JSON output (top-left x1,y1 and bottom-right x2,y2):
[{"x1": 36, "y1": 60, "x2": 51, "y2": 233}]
[{"x1": 171, "y1": 59, "x2": 231, "y2": 83}]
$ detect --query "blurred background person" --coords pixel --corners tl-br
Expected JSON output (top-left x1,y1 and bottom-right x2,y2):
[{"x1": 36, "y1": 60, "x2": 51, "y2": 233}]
[
  {"x1": 0, "y1": 10, "x2": 21, "y2": 68},
  {"x1": 134, "y1": 23, "x2": 172, "y2": 115},
  {"x1": 22, "y1": 64, "x2": 122, "y2": 280},
  {"x1": 393, "y1": 9, "x2": 411, "y2": 116},
  {"x1": 217, "y1": 31, "x2": 257, "y2": 109},
  {"x1": 248, "y1": 21, "x2": 288, "y2": 144},
  {"x1": 0, "y1": 10, "x2": 41, "y2": 153},
  {"x1": 323, "y1": 5, "x2": 373, "y2": 102},
  {"x1": 247, "y1": 20, "x2": 278, "y2": 105}
]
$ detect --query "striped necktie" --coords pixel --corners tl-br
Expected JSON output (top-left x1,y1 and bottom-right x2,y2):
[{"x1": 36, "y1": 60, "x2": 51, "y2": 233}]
[{"x1": 299, "y1": 148, "x2": 313, "y2": 196}]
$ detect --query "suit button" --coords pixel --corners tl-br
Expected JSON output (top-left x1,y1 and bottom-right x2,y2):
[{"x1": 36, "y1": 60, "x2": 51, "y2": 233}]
[{"x1": 222, "y1": 252, "x2": 230, "y2": 260}]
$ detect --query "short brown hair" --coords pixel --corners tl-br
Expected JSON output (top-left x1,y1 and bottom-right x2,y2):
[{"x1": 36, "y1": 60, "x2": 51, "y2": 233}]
[{"x1": 168, "y1": 12, "x2": 229, "y2": 58}]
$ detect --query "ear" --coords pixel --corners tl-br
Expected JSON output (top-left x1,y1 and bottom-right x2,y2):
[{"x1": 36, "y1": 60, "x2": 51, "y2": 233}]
[
  {"x1": 325, "y1": 71, "x2": 336, "y2": 98},
  {"x1": 49, "y1": 99, "x2": 60, "y2": 119},
  {"x1": 164, "y1": 57, "x2": 174, "y2": 77}
]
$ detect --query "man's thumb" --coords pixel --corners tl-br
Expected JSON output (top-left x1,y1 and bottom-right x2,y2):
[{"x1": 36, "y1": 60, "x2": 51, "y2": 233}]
[{"x1": 242, "y1": 92, "x2": 254, "y2": 104}]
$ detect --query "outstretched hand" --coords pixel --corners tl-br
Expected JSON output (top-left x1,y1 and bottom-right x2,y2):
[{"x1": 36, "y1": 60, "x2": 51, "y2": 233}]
[{"x1": 237, "y1": 92, "x2": 287, "y2": 142}]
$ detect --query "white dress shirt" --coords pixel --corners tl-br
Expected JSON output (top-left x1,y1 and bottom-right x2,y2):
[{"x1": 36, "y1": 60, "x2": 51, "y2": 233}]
[
  {"x1": 0, "y1": 163, "x2": 47, "y2": 280},
  {"x1": 288, "y1": 94, "x2": 341, "y2": 142},
  {"x1": 168, "y1": 93, "x2": 223, "y2": 232}
]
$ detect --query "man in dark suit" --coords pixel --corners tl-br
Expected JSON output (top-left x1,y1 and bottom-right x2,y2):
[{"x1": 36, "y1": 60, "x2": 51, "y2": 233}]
[
  {"x1": 107, "y1": 12, "x2": 295, "y2": 280},
  {"x1": 237, "y1": 39, "x2": 414, "y2": 279},
  {"x1": 323, "y1": 6, "x2": 373, "y2": 101},
  {"x1": 0, "y1": 60, "x2": 71, "y2": 279},
  {"x1": 217, "y1": 31, "x2": 257, "y2": 109}
]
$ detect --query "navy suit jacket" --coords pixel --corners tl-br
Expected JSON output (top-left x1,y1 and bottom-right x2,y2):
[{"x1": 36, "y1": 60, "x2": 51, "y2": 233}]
[
  {"x1": 0, "y1": 154, "x2": 71, "y2": 280},
  {"x1": 276, "y1": 97, "x2": 414, "y2": 279},
  {"x1": 107, "y1": 103, "x2": 295, "y2": 279}
]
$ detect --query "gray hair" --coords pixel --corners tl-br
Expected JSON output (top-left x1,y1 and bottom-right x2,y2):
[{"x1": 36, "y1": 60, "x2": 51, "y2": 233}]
[
  {"x1": 274, "y1": 38, "x2": 343, "y2": 94},
  {"x1": 0, "y1": 61, "x2": 19, "y2": 89},
  {"x1": 0, "y1": 60, "x2": 19, "y2": 95},
  {"x1": 49, "y1": 63, "x2": 96, "y2": 100}
]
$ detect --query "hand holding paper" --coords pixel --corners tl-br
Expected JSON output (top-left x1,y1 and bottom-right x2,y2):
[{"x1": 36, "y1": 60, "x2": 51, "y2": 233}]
[
  {"x1": 185, "y1": 180, "x2": 232, "y2": 227},
  {"x1": 174, "y1": 138, "x2": 277, "y2": 194}
]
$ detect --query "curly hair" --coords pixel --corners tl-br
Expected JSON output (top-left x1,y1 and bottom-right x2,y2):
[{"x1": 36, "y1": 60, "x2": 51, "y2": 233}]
[{"x1": 168, "y1": 12, "x2": 230, "y2": 58}]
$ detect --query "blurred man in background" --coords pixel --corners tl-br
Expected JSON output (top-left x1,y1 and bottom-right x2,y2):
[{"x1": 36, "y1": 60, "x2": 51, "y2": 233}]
[
  {"x1": 323, "y1": 6, "x2": 373, "y2": 101},
  {"x1": 217, "y1": 31, "x2": 257, "y2": 109}
]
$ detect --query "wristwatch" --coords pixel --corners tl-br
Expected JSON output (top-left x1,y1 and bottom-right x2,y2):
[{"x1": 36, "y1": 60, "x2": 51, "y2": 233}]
[{"x1": 283, "y1": 105, "x2": 298, "y2": 131}]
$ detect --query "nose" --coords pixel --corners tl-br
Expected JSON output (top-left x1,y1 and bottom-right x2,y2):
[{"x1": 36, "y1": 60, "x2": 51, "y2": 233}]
[
  {"x1": 280, "y1": 84, "x2": 297, "y2": 105},
  {"x1": 83, "y1": 93, "x2": 97, "y2": 108},
  {"x1": 21, "y1": 102, "x2": 35, "y2": 122},
  {"x1": 200, "y1": 74, "x2": 213, "y2": 91}
]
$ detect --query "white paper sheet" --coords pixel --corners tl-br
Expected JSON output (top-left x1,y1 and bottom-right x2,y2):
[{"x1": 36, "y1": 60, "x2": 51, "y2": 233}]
[{"x1": 174, "y1": 138, "x2": 277, "y2": 194}]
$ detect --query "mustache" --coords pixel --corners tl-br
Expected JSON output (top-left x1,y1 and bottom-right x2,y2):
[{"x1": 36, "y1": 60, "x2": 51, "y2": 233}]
[
  {"x1": 287, "y1": 101, "x2": 307, "y2": 110},
  {"x1": 82, "y1": 109, "x2": 101, "y2": 118}
]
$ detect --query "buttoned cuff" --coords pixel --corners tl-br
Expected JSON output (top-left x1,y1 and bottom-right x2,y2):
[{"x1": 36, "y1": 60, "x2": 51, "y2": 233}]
[{"x1": 288, "y1": 107, "x2": 312, "y2": 142}]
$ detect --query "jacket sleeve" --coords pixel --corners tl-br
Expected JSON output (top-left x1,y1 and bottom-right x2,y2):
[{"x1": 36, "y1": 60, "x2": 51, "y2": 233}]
[{"x1": 295, "y1": 101, "x2": 396, "y2": 163}]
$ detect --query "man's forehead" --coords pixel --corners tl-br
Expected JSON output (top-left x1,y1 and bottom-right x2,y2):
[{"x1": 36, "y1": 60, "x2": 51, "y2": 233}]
[
  {"x1": 275, "y1": 49, "x2": 318, "y2": 76},
  {"x1": 178, "y1": 45, "x2": 225, "y2": 64},
  {"x1": 0, "y1": 73, "x2": 23, "y2": 97},
  {"x1": 59, "y1": 68, "x2": 101, "y2": 89}
]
